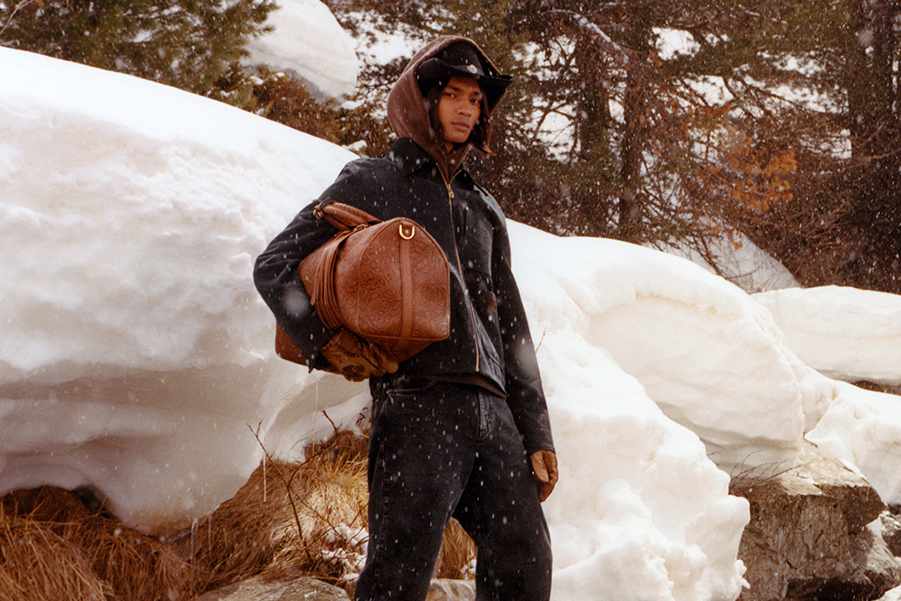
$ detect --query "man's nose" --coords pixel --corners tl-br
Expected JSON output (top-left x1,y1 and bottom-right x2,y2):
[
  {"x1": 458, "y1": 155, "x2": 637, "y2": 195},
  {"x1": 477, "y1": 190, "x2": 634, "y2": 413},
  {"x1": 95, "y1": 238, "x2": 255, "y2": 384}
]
[{"x1": 457, "y1": 103, "x2": 474, "y2": 118}]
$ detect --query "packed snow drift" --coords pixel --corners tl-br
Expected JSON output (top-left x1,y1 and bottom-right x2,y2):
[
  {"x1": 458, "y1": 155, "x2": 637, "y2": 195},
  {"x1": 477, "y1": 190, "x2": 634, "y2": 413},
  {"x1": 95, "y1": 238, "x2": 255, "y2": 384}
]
[
  {"x1": 5, "y1": 42, "x2": 901, "y2": 601},
  {"x1": 244, "y1": 0, "x2": 359, "y2": 99},
  {"x1": 0, "y1": 46, "x2": 355, "y2": 530},
  {"x1": 756, "y1": 285, "x2": 901, "y2": 386}
]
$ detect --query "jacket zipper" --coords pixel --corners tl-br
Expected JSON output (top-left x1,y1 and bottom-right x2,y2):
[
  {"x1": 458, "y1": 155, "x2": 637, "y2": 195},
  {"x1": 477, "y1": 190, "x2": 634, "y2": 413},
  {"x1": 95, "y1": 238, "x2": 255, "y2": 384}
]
[{"x1": 441, "y1": 170, "x2": 480, "y2": 373}]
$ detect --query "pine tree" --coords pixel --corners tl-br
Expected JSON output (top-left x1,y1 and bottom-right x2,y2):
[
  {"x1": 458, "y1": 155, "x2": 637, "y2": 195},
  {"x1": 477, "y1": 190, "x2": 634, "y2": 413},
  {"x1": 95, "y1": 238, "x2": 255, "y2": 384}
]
[
  {"x1": 0, "y1": 0, "x2": 277, "y2": 100},
  {"x1": 330, "y1": 0, "x2": 901, "y2": 292}
]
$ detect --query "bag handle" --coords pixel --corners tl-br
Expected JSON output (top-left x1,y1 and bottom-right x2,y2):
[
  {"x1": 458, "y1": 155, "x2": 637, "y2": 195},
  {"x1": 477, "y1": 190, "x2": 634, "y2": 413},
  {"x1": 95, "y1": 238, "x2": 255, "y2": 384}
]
[
  {"x1": 314, "y1": 200, "x2": 381, "y2": 231},
  {"x1": 307, "y1": 201, "x2": 382, "y2": 329}
]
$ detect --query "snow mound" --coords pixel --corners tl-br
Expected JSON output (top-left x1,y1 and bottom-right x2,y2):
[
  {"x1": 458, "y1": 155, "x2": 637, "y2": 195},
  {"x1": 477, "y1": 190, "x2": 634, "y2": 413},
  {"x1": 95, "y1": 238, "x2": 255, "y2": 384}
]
[
  {"x1": 807, "y1": 381, "x2": 901, "y2": 505},
  {"x1": 244, "y1": 0, "x2": 359, "y2": 99},
  {"x1": 509, "y1": 223, "x2": 831, "y2": 468},
  {"x1": 0, "y1": 46, "x2": 355, "y2": 531},
  {"x1": 755, "y1": 285, "x2": 901, "y2": 386},
  {"x1": 536, "y1": 332, "x2": 748, "y2": 601}
]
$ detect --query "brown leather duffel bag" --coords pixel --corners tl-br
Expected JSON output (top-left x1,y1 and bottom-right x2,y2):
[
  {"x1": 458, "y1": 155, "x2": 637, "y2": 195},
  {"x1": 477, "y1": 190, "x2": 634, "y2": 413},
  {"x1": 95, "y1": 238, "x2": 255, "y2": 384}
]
[{"x1": 275, "y1": 201, "x2": 451, "y2": 368}]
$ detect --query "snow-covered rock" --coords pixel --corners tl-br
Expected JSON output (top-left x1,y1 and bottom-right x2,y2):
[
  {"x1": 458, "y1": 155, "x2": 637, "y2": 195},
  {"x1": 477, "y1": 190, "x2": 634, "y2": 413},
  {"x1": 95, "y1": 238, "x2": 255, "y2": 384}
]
[
  {"x1": 731, "y1": 447, "x2": 898, "y2": 601},
  {"x1": 755, "y1": 285, "x2": 901, "y2": 386},
  {"x1": 244, "y1": 0, "x2": 359, "y2": 99}
]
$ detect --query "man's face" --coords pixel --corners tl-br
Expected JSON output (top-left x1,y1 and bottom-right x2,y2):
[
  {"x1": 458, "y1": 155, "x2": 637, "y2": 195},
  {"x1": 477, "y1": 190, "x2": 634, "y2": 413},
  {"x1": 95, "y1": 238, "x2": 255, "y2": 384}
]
[{"x1": 436, "y1": 76, "x2": 483, "y2": 145}]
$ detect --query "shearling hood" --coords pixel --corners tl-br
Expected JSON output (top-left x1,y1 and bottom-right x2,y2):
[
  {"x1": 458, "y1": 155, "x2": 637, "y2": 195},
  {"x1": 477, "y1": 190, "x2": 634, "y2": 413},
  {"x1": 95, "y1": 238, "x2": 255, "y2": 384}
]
[{"x1": 387, "y1": 36, "x2": 510, "y2": 181}]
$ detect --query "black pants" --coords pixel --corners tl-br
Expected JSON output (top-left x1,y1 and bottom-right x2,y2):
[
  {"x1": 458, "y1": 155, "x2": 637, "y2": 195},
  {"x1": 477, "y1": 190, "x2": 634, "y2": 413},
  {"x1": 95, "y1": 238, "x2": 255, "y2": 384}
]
[{"x1": 355, "y1": 379, "x2": 553, "y2": 601}]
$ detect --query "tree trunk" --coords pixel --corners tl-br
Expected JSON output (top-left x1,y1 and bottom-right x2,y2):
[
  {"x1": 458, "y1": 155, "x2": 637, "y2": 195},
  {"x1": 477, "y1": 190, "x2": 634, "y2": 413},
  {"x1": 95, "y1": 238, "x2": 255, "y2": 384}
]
[
  {"x1": 842, "y1": 0, "x2": 901, "y2": 291},
  {"x1": 573, "y1": 35, "x2": 615, "y2": 235},
  {"x1": 617, "y1": 2, "x2": 653, "y2": 243}
]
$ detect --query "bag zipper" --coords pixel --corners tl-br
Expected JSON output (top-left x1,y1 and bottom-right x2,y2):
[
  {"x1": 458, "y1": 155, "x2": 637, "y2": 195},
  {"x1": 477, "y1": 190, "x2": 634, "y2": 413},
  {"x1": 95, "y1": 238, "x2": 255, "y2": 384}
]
[{"x1": 441, "y1": 170, "x2": 480, "y2": 373}]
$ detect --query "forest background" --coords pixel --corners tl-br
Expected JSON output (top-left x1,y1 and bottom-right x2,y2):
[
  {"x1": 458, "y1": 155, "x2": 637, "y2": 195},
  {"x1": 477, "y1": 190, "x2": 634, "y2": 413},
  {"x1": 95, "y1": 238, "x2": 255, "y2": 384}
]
[{"x1": 3, "y1": 0, "x2": 898, "y2": 293}]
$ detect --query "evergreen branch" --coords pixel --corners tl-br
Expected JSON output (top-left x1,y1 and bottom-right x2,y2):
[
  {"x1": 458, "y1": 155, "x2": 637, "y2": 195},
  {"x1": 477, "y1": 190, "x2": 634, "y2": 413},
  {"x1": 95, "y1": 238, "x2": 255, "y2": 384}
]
[{"x1": 0, "y1": 0, "x2": 37, "y2": 40}]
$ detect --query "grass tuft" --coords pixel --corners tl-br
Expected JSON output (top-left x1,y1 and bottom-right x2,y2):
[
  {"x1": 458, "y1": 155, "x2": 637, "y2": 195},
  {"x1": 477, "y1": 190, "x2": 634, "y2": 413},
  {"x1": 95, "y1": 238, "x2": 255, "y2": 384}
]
[{"x1": 0, "y1": 426, "x2": 476, "y2": 600}]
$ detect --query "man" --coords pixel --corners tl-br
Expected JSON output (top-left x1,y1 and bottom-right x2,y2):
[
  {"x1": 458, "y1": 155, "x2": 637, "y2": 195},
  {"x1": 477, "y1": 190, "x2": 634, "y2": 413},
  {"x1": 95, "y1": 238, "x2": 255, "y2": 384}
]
[{"x1": 254, "y1": 35, "x2": 558, "y2": 601}]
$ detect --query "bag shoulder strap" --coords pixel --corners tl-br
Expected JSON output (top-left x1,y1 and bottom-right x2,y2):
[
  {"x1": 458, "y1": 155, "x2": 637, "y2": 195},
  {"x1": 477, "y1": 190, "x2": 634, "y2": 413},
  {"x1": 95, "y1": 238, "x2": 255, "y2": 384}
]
[{"x1": 314, "y1": 200, "x2": 381, "y2": 230}]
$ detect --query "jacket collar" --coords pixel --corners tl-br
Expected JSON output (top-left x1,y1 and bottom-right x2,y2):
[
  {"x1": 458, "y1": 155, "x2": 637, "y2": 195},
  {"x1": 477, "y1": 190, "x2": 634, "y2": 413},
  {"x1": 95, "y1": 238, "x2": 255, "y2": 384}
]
[{"x1": 389, "y1": 138, "x2": 475, "y2": 187}]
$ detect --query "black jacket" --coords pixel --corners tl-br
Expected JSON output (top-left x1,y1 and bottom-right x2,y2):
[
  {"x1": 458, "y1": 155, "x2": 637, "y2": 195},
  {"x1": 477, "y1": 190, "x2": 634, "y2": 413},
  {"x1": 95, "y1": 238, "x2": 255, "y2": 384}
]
[{"x1": 253, "y1": 138, "x2": 554, "y2": 455}]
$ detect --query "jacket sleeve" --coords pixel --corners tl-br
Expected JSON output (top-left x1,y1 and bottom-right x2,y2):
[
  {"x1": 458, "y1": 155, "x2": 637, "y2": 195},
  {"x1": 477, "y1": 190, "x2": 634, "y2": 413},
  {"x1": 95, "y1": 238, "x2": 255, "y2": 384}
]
[
  {"x1": 491, "y1": 218, "x2": 555, "y2": 456},
  {"x1": 253, "y1": 197, "x2": 339, "y2": 373}
]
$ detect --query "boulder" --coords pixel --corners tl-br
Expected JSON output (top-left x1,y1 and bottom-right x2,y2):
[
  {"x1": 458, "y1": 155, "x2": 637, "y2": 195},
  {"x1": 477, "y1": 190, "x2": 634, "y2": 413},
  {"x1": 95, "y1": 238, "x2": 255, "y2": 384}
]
[
  {"x1": 731, "y1": 449, "x2": 901, "y2": 601},
  {"x1": 882, "y1": 511, "x2": 901, "y2": 558},
  {"x1": 196, "y1": 575, "x2": 349, "y2": 601}
]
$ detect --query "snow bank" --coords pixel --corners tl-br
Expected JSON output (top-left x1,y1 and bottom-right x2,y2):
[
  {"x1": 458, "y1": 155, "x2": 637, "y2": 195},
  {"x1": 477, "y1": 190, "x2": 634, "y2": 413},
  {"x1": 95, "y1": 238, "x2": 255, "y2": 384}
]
[
  {"x1": 755, "y1": 286, "x2": 901, "y2": 386},
  {"x1": 534, "y1": 332, "x2": 748, "y2": 601},
  {"x1": 807, "y1": 381, "x2": 901, "y2": 505},
  {"x1": 509, "y1": 223, "x2": 831, "y2": 468},
  {"x1": 244, "y1": 0, "x2": 359, "y2": 99},
  {"x1": 0, "y1": 46, "x2": 356, "y2": 530}
]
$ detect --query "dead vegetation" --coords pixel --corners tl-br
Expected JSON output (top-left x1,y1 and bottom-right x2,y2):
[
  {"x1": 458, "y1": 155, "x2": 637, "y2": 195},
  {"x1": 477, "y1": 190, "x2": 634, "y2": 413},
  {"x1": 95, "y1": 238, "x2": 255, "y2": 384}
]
[
  {"x1": 0, "y1": 425, "x2": 476, "y2": 600},
  {"x1": 0, "y1": 487, "x2": 192, "y2": 601}
]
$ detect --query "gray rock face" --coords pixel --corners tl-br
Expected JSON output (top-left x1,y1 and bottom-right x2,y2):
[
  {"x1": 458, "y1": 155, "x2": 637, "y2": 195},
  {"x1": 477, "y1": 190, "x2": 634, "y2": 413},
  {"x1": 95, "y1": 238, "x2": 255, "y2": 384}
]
[
  {"x1": 426, "y1": 578, "x2": 475, "y2": 600},
  {"x1": 882, "y1": 512, "x2": 901, "y2": 558},
  {"x1": 731, "y1": 451, "x2": 901, "y2": 601},
  {"x1": 196, "y1": 575, "x2": 349, "y2": 601}
]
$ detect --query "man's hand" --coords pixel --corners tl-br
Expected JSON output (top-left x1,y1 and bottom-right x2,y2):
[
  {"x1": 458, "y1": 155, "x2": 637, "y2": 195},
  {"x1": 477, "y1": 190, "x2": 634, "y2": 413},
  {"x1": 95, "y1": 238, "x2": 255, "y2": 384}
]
[
  {"x1": 529, "y1": 449, "x2": 558, "y2": 502},
  {"x1": 320, "y1": 329, "x2": 399, "y2": 381}
]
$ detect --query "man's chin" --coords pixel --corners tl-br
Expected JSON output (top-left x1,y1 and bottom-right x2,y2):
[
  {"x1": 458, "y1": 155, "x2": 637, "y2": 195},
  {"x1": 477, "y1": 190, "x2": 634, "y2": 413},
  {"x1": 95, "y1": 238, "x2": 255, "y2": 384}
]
[{"x1": 446, "y1": 134, "x2": 471, "y2": 145}]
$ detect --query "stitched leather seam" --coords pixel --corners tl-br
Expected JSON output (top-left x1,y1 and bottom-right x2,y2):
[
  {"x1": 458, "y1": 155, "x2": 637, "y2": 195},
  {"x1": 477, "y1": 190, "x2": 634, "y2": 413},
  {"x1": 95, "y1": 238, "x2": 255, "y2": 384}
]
[{"x1": 399, "y1": 221, "x2": 413, "y2": 340}]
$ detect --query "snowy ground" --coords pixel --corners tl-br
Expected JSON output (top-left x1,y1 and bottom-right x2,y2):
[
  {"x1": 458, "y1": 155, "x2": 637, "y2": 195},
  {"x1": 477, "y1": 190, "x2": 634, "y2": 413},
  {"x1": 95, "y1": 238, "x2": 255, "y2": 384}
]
[{"x1": 4, "y1": 44, "x2": 901, "y2": 601}]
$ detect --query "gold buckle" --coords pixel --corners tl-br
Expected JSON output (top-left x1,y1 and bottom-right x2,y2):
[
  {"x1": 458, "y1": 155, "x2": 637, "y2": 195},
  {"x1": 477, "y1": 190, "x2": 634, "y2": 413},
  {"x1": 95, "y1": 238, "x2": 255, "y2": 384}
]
[{"x1": 399, "y1": 222, "x2": 416, "y2": 240}]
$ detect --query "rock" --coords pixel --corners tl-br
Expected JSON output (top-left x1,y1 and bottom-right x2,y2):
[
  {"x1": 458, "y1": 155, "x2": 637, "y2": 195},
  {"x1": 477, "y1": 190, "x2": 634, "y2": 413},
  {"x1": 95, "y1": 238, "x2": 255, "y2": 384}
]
[
  {"x1": 426, "y1": 578, "x2": 475, "y2": 600},
  {"x1": 882, "y1": 512, "x2": 901, "y2": 558},
  {"x1": 731, "y1": 449, "x2": 901, "y2": 601},
  {"x1": 196, "y1": 575, "x2": 349, "y2": 601}
]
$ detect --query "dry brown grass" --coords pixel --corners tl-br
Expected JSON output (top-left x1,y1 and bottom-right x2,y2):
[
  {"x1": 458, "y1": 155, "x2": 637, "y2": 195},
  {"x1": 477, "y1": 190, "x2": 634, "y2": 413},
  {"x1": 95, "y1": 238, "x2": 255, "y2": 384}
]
[
  {"x1": 0, "y1": 427, "x2": 476, "y2": 600},
  {"x1": 186, "y1": 428, "x2": 371, "y2": 596},
  {"x1": 0, "y1": 511, "x2": 108, "y2": 601},
  {"x1": 436, "y1": 518, "x2": 477, "y2": 580},
  {"x1": 0, "y1": 487, "x2": 193, "y2": 601}
]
